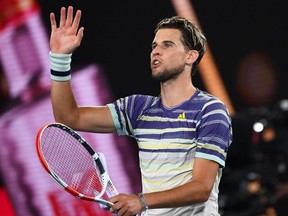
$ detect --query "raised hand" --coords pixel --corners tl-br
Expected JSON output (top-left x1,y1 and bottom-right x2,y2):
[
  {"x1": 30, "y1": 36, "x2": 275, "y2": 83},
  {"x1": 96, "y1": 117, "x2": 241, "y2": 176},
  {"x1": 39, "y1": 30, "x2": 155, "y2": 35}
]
[{"x1": 50, "y1": 6, "x2": 84, "y2": 54}]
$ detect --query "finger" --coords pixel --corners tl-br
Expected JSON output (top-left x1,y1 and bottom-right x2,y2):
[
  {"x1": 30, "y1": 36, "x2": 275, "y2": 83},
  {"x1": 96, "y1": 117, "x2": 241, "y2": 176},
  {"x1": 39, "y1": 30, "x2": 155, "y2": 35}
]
[
  {"x1": 109, "y1": 206, "x2": 118, "y2": 215},
  {"x1": 71, "y1": 9, "x2": 82, "y2": 34},
  {"x1": 66, "y1": 6, "x2": 74, "y2": 27},
  {"x1": 50, "y1": 12, "x2": 57, "y2": 31},
  {"x1": 110, "y1": 206, "x2": 118, "y2": 215},
  {"x1": 76, "y1": 27, "x2": 84, "y2": 43},
  {"x1": 59, "y1": 7, "x2": 67, "y2": 27},
  {"x1": 117, "y1": 206, "x2": 128, "y2": 216},
  {"x1": 109, "y1": 199, "x2": 120, "y2": 213},
  {"x1": 109, "y1": 195, "x2": 117, "y2": 204}
]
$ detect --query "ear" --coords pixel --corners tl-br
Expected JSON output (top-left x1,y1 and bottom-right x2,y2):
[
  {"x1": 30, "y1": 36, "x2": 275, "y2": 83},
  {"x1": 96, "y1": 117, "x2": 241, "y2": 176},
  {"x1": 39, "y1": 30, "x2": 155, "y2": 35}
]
[{"x1": 186, "y1": 50, "x2": 199, "y2": 65}]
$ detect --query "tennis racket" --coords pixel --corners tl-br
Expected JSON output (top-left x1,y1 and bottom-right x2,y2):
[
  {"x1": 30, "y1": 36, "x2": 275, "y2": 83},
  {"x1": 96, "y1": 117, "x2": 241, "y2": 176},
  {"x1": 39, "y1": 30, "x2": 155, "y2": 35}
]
[{"x1": 36, "y1": 122, "x2": 119, "y2": 208}]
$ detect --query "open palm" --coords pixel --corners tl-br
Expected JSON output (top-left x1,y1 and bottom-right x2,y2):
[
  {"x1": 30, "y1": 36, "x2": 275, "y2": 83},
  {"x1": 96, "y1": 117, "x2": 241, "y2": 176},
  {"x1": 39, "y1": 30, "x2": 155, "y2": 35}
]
[{"x1": 50, "y1": 6, "x2": 84, "y2": 54}]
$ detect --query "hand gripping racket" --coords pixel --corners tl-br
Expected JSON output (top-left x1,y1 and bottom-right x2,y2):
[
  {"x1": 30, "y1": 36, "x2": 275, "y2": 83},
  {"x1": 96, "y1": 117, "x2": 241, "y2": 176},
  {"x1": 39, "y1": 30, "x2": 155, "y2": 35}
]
[{"x1": 36, "y1": 122, "x2": 119, "y2": 208}]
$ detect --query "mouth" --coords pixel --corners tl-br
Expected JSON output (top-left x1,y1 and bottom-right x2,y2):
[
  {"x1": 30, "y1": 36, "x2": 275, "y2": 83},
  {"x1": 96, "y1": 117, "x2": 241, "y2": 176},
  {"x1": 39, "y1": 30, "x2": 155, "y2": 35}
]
[{"x1": 151, "y1": 59, "x2": 161, "y2": 68}]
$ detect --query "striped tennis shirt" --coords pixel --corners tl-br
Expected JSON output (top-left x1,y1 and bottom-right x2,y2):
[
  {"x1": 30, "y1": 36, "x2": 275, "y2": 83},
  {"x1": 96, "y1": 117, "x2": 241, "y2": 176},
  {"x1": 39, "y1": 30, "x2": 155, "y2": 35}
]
[{"x1": 107, "y1": 88, "x2": 232, "y2": 215}]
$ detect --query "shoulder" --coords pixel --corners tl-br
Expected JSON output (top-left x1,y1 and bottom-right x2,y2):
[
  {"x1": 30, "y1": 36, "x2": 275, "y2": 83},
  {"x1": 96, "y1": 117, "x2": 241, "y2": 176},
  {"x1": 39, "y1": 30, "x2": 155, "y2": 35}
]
[
  {"x1": 123, "y1": 94, "x2": 159, "y2": 108},
  {"x1": 110, "y1": 94, "x2": 160, "y2": 115},
  {"x1": 194, "y1": 89, "x2": 228, "y2": 112}
]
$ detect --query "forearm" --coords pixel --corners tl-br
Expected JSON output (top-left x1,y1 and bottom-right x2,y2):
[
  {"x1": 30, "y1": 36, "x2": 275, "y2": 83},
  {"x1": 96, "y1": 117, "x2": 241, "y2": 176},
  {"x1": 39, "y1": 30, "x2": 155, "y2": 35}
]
[
  {"x1": 110, "y1": 159, "x2": 219, "y2": 215},
  {"x1": 143, "y1": 180, "x2": 211, "y2": 209},
  {"x1": 142, "y1": 159, "x2": 219, "y2": 210},
  {"x1": 109, "y1": 182, "x2": 210, "y2": 216},
  {"x1": 51, "y1": 80, "x2": 79, "y2": 126}
]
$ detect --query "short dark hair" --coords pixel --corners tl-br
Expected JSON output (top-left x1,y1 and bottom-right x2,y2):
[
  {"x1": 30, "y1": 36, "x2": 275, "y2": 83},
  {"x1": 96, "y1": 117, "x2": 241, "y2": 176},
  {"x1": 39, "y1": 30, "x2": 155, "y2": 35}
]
[{"x1": 154, "y1": 16, "x2": 207, "y2": 75}]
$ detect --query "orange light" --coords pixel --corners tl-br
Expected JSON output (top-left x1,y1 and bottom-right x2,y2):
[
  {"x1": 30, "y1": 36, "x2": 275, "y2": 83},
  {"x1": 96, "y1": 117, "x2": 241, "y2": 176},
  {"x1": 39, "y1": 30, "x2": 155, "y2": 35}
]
[{"x1": 0, "y1": 0, "x2": 39, "y2": 31}]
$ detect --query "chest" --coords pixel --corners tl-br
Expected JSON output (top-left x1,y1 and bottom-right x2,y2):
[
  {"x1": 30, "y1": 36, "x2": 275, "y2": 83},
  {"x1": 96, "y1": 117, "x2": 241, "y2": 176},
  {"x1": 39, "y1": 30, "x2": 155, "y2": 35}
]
[{"x1": 134, "y1": 110, "x2": 200, "y2": 142}]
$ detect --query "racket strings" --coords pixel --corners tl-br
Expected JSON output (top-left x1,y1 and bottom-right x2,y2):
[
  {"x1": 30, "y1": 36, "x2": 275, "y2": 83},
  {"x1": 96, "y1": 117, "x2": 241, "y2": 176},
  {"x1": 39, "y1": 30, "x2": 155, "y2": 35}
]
[{"x1": 40, "y1": 126, "x2": 104, "y2": 196}]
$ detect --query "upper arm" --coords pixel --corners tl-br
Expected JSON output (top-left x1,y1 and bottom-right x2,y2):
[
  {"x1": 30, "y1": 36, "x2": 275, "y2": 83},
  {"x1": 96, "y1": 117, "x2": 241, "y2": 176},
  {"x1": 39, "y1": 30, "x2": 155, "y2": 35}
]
[
  {"x1": 51, "y1": 81, "x2": 116, "y2": 133},
  {"x1": 192, "y1": 158, "x2": 219, "y2": 195},
  {"x1": 196, "y1": 100, "x2": 232, "y2": 168},
  {"x1": 70, "y1": 105, "x2": 116, "y2": 133}
]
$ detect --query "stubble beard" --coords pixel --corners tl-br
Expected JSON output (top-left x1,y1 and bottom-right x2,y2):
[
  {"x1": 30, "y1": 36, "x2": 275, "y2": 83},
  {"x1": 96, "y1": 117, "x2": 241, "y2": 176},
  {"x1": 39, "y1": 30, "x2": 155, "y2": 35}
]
[{"x1": 151, "y1": 64, "x2": 185, "y2": 83}]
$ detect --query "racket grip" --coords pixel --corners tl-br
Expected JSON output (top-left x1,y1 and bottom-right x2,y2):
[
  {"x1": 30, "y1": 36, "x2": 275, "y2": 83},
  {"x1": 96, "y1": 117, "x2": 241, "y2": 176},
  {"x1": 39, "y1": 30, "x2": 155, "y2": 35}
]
[{"x1": 99, "y1": 204, "x2": 118, "y2": 215}]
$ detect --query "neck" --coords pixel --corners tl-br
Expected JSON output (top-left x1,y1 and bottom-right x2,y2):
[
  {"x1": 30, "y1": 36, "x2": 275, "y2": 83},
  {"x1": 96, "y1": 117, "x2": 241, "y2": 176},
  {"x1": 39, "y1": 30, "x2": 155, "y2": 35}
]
[{"x1": 160, "y1": 75, "x2": 196, "y2": 108}]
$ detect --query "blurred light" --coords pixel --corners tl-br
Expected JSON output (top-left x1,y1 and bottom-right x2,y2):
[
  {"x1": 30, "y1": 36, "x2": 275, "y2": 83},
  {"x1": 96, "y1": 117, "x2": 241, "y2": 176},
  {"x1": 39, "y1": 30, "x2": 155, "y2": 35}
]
[
  {"x1": 262, "y1": 127, "x2": 276, "y2": 142},
  {"x1": 253, "y1": 119, "x2": 267, "y2": 133},
  {"x1": 253, "y1": 122, "x2": 264, "y2": 133},
  {"x1": 237, "y1": 52, "x2": 278, "y2": 107},
  {"x1": 279, "y1": 99, "x2": 288, "y2": 111}
]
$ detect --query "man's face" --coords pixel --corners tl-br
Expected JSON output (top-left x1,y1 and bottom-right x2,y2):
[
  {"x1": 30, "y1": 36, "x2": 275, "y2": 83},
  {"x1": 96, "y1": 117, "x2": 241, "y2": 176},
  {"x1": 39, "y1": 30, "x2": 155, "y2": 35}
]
[{"x1": 150, "y1": 28, "x2": 189, "y2": 82}]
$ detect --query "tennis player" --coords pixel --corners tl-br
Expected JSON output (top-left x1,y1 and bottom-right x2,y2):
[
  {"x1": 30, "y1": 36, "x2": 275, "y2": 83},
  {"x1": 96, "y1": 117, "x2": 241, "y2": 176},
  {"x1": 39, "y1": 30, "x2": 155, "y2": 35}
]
[{"x1": 49, "y1": 6, "x2": 232, "y2": 216}]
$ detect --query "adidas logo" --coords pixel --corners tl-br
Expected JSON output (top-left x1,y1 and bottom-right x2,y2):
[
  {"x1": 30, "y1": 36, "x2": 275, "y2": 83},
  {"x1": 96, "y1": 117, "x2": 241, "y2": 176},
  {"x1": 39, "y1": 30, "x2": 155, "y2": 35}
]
[{"x1": 177, "y1": 112, "x2": 186, "y2": 119}]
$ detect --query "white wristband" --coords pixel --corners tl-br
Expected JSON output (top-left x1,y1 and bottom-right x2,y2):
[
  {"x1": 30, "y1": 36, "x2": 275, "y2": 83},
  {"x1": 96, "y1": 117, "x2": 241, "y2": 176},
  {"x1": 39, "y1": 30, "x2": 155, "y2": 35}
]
[{"x1": 50, "y1": 51, "x2": 72, "y2": 81}]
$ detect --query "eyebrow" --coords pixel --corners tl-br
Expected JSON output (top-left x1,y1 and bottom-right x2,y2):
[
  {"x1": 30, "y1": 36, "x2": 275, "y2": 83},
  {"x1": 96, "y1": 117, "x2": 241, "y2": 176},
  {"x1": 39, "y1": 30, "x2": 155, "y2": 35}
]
[{"x1": 152, "y1": 40, "x2": 176, "y2": 47}]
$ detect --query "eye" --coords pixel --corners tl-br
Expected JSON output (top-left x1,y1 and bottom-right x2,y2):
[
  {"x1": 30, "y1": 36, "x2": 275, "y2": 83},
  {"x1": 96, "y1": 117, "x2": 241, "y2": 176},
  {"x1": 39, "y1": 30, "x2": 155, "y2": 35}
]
[
  {"x1": 151, "y1": 42, "x2": 158, "y2": 50},
  {"x1": 163, "y1": 42, "x2": 173, "y2": 48}
]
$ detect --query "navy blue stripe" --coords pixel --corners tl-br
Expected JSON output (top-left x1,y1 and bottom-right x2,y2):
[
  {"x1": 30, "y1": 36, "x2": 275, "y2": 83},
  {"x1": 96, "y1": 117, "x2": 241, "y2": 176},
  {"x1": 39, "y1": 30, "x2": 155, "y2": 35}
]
[
  {"x1": 51, "y1": 69, "x2": 71, "y2": 77},
  {"x1": 196, "y1": 148, "x2": 226, "y2": 161},
  {"x1": 137, "y1": 132, "x2": 196, "y2": 140}
]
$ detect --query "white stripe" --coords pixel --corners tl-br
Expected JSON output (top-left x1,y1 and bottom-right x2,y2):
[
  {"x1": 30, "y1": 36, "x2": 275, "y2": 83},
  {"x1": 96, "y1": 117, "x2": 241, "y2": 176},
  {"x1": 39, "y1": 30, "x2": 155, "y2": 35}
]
[
  {"x1": 134, "y1": 127, "x2": 195, "y2": 135},
  {"x1": 139, "y1": 115, "x2": 197, "y2": 123}
]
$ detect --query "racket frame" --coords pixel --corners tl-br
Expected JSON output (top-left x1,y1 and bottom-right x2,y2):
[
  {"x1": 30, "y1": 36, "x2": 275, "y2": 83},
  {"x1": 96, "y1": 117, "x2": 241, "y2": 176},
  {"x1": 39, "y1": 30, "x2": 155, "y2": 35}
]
[{"x1": 36, "y1": 123, "x2": 118, "y2": 207}]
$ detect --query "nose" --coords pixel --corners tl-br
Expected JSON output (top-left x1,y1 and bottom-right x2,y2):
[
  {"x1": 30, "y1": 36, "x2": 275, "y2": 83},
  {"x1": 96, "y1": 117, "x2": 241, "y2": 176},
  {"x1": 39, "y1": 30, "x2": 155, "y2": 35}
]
[{"x1": 151, "y1": 46, "x2": 161, "y2": 56}]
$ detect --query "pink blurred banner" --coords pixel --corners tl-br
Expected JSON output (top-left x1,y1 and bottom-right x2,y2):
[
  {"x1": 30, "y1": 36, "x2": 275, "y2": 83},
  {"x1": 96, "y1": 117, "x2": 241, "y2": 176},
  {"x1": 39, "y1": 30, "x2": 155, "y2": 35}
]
[{"x1": 0, "y1": 0, "x2": 141, "y2": 215}]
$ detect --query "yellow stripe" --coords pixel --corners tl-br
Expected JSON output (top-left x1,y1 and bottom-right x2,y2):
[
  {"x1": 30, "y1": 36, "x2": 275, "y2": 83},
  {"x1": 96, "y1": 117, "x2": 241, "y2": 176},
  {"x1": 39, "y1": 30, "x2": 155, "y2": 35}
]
[
  {"x1": 197, "y1": 143, "x2": 225, "y2": 155},
  {"x1": 141, "y1": 160, "x2": 193, "y2": 171},
  {"x1": 139, "y1": 141, "x2": 196, "y2": 150},
  {"x1": 142, "y1": 169, "x2": 192, "y2": 185}
]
